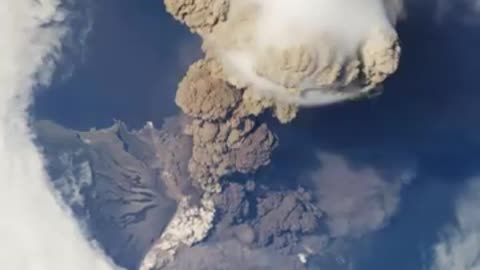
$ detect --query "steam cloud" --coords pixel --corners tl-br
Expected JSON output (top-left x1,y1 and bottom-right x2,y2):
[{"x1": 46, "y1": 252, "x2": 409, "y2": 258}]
[
  {"x1": 0, "y1": 0, "x2": 120, "y2": 269},
  {"x1": 166, "y1": 0, "x2": 403, "y2": 107}
]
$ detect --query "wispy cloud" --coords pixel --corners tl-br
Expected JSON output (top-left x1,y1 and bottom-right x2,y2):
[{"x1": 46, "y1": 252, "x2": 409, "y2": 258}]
[
  {"x1": 0, "y1": 0, "x2": 120, "y2": 269},
  {"x1": 430, "y1": 177, "x2": 480, "y2": 270},
  {"x1": 305, "y1": 152, "x2": 415, "y2": 238},
  {"x1": 434, "y1": 0, "x2": 480, "y2": 23}
]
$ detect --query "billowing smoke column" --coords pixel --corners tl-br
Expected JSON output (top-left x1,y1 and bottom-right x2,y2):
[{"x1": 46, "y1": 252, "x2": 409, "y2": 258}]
[
  {"x1": 161, "y1": 0, "x2": 404, "y2": 207},
  {"x1": 141, "y1": 1, "x2": 404, "y2": 269},
  {"x1": 166, "y1": 0, "x2": 403, "y2": 107}
]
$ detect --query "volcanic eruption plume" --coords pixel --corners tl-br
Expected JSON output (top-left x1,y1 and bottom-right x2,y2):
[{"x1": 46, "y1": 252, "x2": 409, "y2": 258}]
[
  {"x1": 166, "y1": 0, "x2": 403, "y2": 107},
  {"x1": 140, "y1": 0, "x2": 405, "y2": 269}
]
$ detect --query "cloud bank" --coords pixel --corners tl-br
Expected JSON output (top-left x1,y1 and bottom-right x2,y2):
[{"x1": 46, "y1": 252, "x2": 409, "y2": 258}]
[
  {"x1": 430, "y1": 177, "x2": 480, "y2": 270},
  {"x1": 0, "y1": 0, "x2": 120, "y2": 269}
]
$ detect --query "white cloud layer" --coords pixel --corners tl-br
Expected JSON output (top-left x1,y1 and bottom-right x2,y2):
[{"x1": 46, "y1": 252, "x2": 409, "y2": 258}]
[
  {"x1": 0, "y1": 0, "x2": 120, "y2": 269},
  {"x1": 430, "y1": 177, "x2": 480, "y2": 270}
]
